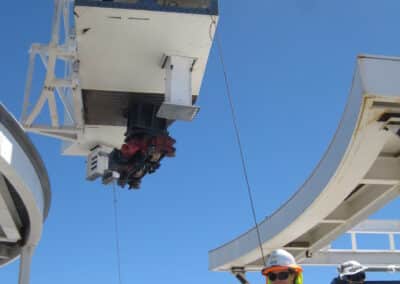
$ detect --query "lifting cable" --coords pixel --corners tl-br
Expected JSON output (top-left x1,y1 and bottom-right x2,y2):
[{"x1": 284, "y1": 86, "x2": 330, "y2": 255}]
[
  {"x1": 112, "y1": 181, "x2": 123, "y2": 284},
  {"x1": 210, "y1": 16, "x2": 267, "y2": 267}
]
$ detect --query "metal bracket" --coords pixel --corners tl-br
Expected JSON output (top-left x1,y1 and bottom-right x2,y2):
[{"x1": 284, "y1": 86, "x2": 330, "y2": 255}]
[
  {"x1": 378, "y1": 113, "x2": 400, "y2": 137},
  {"x1": 231, "y1": 267, "x2": 250, "y2": 284},
  {"x1": 102, "y1": 171, "x2": 121, "y2": 185},
  {"x1": 157, "y1": 55, "x2": 199, "y2": 121}
]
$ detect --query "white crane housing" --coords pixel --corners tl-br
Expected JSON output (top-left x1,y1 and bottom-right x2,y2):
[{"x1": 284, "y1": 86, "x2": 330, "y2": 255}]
[{"x1": 21, "y1": 0, "x2": 219, "y2": 188}]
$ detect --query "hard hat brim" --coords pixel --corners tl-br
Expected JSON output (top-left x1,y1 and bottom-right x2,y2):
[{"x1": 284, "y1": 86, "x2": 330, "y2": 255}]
[
  {"x1": 339, "y1": 267, "x2": 367, "y2": 278},
  {"x1": 262, "y1": 265, "x2": 303, "y2": 275}
]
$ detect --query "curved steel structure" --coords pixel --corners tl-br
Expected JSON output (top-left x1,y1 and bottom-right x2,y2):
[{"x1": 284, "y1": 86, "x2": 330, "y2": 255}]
[
  {"x1": 0, "y1": 104, "x2": 51, "y2": 274},
  {"x1": 209, "y1": 55, "x2": 400, "y2": 272}
]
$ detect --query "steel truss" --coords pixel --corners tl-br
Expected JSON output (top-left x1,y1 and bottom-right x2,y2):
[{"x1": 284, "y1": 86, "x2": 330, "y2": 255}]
[{"x1": 21, "y1": 0, "x2": 83, "y2": 141}]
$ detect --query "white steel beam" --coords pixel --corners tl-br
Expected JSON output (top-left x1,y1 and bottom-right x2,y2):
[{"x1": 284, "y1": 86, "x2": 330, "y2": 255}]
[
  {"x1": 18, "y1": 246, "x2": 35, "y2": 284},
  {"x1": 21, "y1": 51, "x2": 36, "y2": 122},
  {"x1": 22, "y1": 0, "x2": 81, "y2": 130},
  {"x1": 300, "y1": 219, "x2": 400, "y2": 267},
  {"x1": 296, "y1": 184, "x2": 400, "y2": 262},
  {"x1": 389, "y1": 234, "x2": 396, "y2": 250},
  {"x1": 301, "y1": 250, "x2": 400, "y2": 266},
  {"x1": 24, "y1": 92, "x2": 49, "y2": 127},
  {"x1": 350, "y1": 220, "x2": 400, "y2": 233},
  {"x1": 361, "y1": 156, "x2": 400, "y2": 185},
  {"x1": 27, "y1": 125, "x2": 78, "y2": 142},
  {"x1": 209, "y1": 55, "x2": 400, "y2": 272}
]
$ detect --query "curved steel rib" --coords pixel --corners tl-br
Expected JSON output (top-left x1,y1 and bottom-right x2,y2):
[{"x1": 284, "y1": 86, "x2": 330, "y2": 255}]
[{"x1": 209, "y1": 55, "x2": 400, "y2": 272}]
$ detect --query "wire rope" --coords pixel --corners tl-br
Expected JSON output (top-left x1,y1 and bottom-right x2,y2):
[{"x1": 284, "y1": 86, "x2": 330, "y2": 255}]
[
  {"x1": 210, "y1": 16, "x2": 267, "y2": 267},
  {"x1": 112, "y1": 181, "x2": 123, "y2": 284}
]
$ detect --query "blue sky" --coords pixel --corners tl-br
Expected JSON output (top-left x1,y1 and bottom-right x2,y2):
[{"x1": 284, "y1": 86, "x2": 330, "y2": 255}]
[{"x1": 1, "y1": 1, "x2": 400, "y2": 283}]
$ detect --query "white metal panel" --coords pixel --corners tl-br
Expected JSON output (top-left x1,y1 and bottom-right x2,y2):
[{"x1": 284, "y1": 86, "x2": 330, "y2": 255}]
[
  {"x1": 0, "y1": 132, "x2": 12, "y2": 164},
  {"x1": 75, "y1": 6, "x2": 216, "y2": 95},
  {"x1": 62, "y1": 125, "x2": 126, "y2": 156},
  {"x1": 0, "y1": 124, "x2": 45, "y2": 215}
]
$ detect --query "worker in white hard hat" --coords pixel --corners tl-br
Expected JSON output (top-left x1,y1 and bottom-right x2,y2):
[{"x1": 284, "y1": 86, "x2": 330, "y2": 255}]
[
  {"x1": 262, "y1": 249, "x2": 303, "y2": 284},
  {"x1": 337, "y1": 260, "x2": 367, "y2": 283}
]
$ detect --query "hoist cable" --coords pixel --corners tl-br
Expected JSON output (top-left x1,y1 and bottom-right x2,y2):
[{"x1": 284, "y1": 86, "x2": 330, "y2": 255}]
[
  {"x1": 210, "y1": 16, "x2": 267, "y2": 267},
  {"x1": 112, "y1": 182, "x2": 123, "y2": 284}
]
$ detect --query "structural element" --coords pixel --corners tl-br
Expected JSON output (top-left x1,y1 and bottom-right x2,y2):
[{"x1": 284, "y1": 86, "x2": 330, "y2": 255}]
[
  {"x1": 209, "y1": 55, "x2": 400, "y2": 272},
  {"x1": 0, "y1": 104, "x2": 51, "y2": 284},
  {"x1": 20, "y1": 0, "x2": 219, "y2": 188},
  {"x1": 231, "y1": 267, "x2": 250, "y2": 284},
  {"x1": 302, "y1": 219, "x2": 400, "y2": 267}
]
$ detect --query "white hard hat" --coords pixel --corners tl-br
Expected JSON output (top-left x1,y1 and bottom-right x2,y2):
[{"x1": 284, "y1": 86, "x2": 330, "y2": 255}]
[
  {"x1": 338, "y1": 260, "x2": 367, "y2": 278},
  {"x1": 262, "y1": 249, "x2": 303, "y2": 275}
]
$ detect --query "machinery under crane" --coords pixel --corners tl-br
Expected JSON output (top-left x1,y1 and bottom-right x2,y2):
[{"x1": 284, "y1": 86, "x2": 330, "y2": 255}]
[{"x1": 21, "y1": 0, "x2": 219, "y2": 189}]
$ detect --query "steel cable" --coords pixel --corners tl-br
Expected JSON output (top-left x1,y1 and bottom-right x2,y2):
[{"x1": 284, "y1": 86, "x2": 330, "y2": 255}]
[
  {"x1": 112, "y1": 181, "x2": 123, "y2": 284},
  {"x1": 210, "y1": 16, "x2": 267, "y2": 267}
]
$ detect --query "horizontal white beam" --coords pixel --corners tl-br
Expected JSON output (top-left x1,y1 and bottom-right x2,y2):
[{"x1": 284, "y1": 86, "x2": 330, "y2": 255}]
[
  {"x1": 26, "y1": 125, "x2": 79, "y2": 142},
  {"x1": 301, "y1": 250, "x2": 400, "y2": 266},
  {"x1": 350, "y1": 219, "x2": 400, "y2": 234},
  {"x1": 52, "y1": 79, "x2": 74, "y2": 88}
]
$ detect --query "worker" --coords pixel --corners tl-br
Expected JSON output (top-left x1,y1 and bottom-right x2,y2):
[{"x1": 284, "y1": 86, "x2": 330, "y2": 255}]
[
  {"x1": 331, "y1": 260, "x2": 367, "y2": 284},
  {"x1": 262, "y1": 249, "x2": 303, "y2": 284}
]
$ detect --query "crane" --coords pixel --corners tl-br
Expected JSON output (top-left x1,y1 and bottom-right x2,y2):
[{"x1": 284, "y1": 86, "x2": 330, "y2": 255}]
[{"x1": 21, "y1": 0, "x2": 219, "y2": 189}]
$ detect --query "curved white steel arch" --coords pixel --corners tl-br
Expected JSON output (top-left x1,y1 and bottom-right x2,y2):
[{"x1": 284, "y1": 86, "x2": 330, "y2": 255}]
[
  {"x1": 0, "y1": 103, "x2": 51, "y2": 270},
  {"x1": 209, "y1": 54, "x2": 400, "y2": 272}
]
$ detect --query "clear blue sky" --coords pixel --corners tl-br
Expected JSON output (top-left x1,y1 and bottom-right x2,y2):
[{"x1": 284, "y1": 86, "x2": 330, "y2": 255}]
[{"x1": 1, "y1": 1, "x2": 400, "y2": 283}]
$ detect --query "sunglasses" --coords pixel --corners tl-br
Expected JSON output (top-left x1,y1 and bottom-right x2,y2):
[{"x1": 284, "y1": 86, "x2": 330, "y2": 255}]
[
  {"x1": 344, "y1": 272, "x2": 366, "y2": 282},
  {"x1": 267, "y1": 271, "x2": 292, "y2": 282}
]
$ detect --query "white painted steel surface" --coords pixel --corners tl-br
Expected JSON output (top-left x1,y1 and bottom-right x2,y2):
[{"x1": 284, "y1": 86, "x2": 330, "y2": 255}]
[
  {"x1": 302, "y1": 219, "x2": 400, "y2": 266},
  {"x1": 21, "y1": 0, "x2": 218, "y2": 156},
  {"x1": 0, "y1": 104, "x2": 50, "y2": 267},
  {"x1": 209, "y1": 55, "x2": 400, "y2": 272},
  {"x1": 74, "y1": 6, "x2": 216, "y2": 95},
  {"x1": 301, "y1": 250, "x2": 400, "y2": 267}
]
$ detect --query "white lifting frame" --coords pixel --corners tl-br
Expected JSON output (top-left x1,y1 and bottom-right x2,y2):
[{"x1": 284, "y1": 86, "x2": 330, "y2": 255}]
[
  {"x1": 21, "y1": 0, "x2": 83, "y2": 141},
  {"x1": 301, "y1": 220, "x2": 400, "y2": 267}
]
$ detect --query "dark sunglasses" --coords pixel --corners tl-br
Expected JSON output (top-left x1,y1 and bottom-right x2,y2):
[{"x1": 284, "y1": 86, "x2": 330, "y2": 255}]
[
  {"x1": 267, "y1": 271, "x2": 292, "y2": 281},
  {"x1": 344, "y1": 272, "x2": 366, "y2": 282}
]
